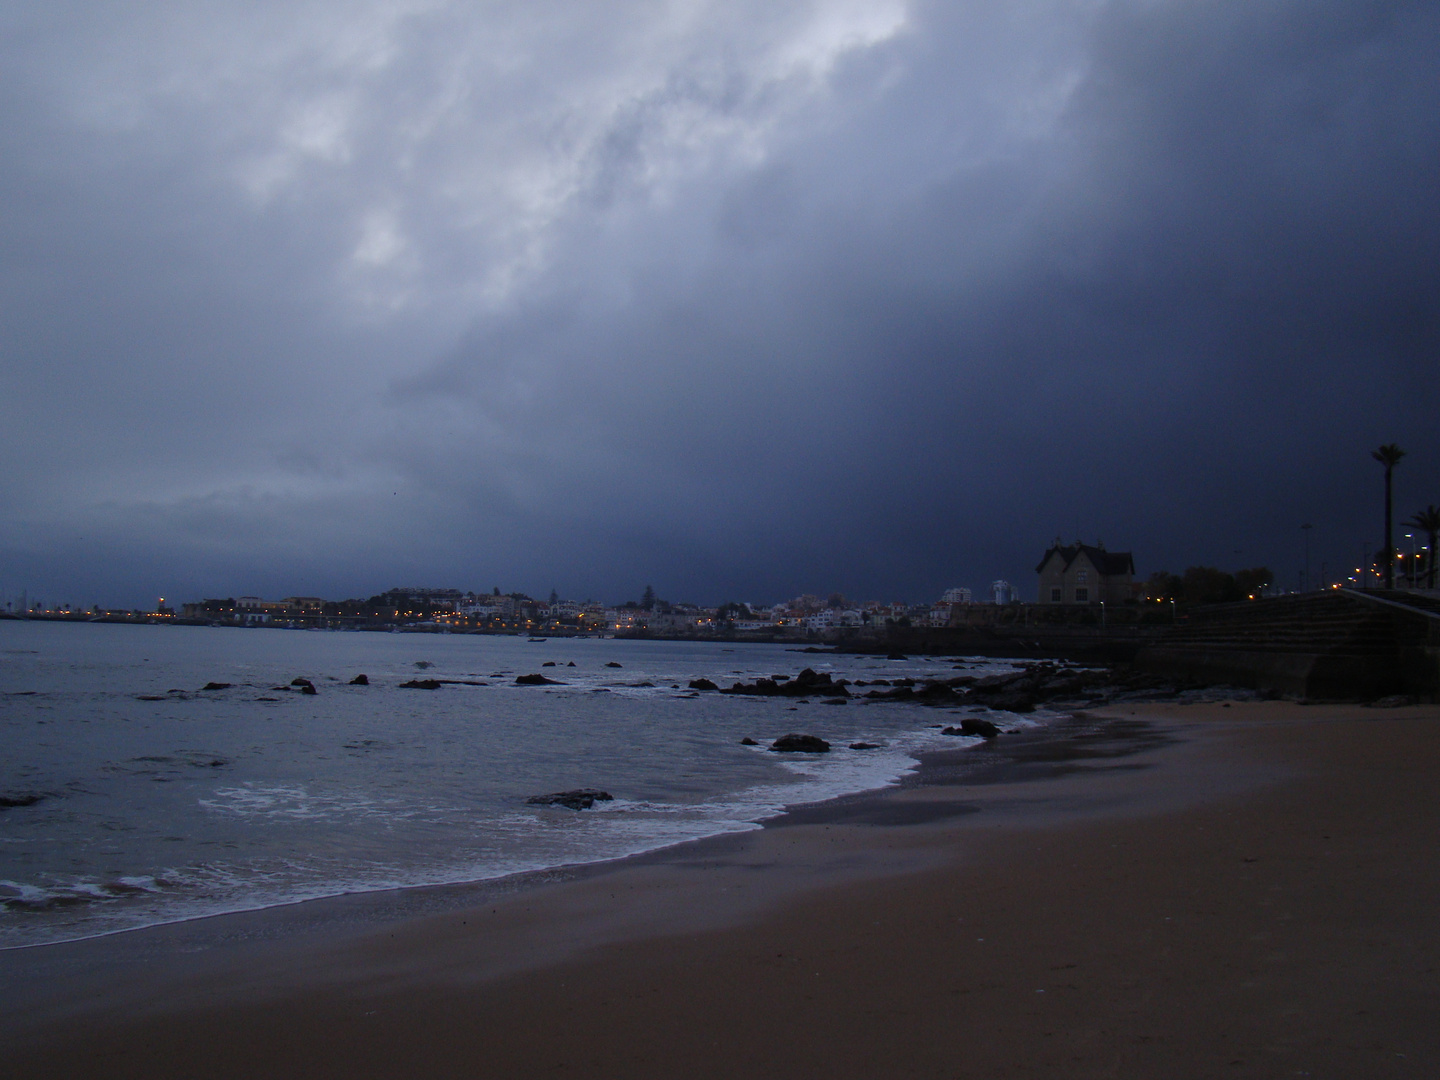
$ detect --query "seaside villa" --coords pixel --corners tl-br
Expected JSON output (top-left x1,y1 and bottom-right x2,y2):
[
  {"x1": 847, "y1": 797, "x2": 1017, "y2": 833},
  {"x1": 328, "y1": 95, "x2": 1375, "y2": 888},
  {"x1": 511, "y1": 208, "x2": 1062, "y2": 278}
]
[{"x1": 1036, "y1": 542, "x2": 1135, "y2": 605}]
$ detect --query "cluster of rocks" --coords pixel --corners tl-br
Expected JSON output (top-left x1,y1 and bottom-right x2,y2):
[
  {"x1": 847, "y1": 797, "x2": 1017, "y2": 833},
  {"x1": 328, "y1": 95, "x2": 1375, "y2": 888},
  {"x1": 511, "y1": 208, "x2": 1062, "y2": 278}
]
[
  {"x1": 849, "y1": 663, "x2": 1225, "y2": 713},
  {"x1": 693, "y1": 663, "x2": 1186, "y2": 712},
  {"x1": 400, "y1": 677, "x2": 491, "y2": 689},
  {"x1": 734, "y1": 734, "x2": 885, "y2": 753},
  {"x1": 527, "y1": 788, "x2": 614, "y2": 811},
  {"x1": 714, "y1": 668, "x2": 851, "y2": 699}
]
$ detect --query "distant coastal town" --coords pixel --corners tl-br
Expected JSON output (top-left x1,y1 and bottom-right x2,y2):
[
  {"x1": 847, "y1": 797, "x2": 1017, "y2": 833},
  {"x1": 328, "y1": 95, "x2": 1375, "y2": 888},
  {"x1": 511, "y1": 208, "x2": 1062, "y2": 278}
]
[
  {"x1": 2, "y1": 582, "x2": 1007, "y2": 638},
  {"x1": 1, "y1": 541, "x2": 1289, "y2": 641}
]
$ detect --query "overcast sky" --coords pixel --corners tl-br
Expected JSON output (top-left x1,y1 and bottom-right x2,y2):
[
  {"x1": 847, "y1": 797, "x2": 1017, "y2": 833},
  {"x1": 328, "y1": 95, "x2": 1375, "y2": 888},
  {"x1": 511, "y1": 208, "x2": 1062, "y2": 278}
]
[{"x1": 2, "y1": 0, "x2": 1437, "y2": 608}]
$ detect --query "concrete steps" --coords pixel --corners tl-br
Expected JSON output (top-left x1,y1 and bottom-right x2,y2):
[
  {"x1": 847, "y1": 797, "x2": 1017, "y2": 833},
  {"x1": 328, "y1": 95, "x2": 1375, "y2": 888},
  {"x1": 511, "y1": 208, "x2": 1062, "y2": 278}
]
[{"x1": 1136, "y1": 591, "x2": 1437, "y2": 699}]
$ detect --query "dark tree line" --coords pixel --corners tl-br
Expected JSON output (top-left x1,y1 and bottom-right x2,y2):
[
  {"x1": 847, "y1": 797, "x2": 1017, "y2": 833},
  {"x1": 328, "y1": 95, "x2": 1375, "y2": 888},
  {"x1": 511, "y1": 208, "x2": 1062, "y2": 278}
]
[{"x1": 1144, "y1": 566, "x2": 1274, "y2": 605}]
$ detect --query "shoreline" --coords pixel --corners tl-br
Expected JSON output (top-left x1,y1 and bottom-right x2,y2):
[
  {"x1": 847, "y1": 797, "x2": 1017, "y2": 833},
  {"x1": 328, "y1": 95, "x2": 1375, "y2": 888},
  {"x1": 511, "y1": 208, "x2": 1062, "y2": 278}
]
[
  {"x1": 0, "y1": 709, "x2": 1023, "y2": 958},
  {"x1": 7, "y1": 700, "x2": 1440, "y2": 1077},
  {"x1": 0, "y1": 709, "x2": 1141, "y2": 1028}
]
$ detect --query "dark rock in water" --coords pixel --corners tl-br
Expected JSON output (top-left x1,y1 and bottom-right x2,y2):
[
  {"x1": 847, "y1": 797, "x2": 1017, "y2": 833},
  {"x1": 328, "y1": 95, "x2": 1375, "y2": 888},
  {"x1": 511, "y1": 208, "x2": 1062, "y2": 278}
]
[
  {"x1": 958, "y1": 718, "x2": 1001, "y2": 738},
  {"x1": 567, "y1": 662, "x2": 577, "y2": 667},
  {"x1": 200, "y1": 682, "x2": 232, "y2": 691},
  {"x1": 542, "y1": 661, "x2": 557, "y2": 667},
  {"x1": 527, "y1": 789, "x2": 613, "y2": 811},
  {"x1": 516, "y1": 673, "x2": 562, "y2": 685},
  {"x1": 350, "y1": 674, "x2": 369, "y2": 685},
  {"x1": 290, "y1": 678, "x2": 314, "y2": 688},
  {"x1": 770, "y1": 733, "x2": 831, "y2": 753},
  {"x1": 821, "y1": 697, "x2": 848, "y2": 705},
  {"x1": 400, "y1": 679, "x2": 442, "y2": 690},
  {"x1": 0, "y1": 792, "x2": 45, "y2": 808},
  {"x1": 740, "y1": 737, "x2": 759, "y2": 746},
  {"x1": 985, "y1": 692, "x2": 1036, "y2": 713},
  {"x1": 887, "y1": 653, "x2": 908, "y2": 661},
  {"x1": 413, "y1": 661, "x2": 433, "y2": 669},
  {"x1": 136, "y1": 695, "x2": 166, "y2": 701},
  {"x1": 300, "y1": 683, "x2": 318, "y2": 695},
  {"x1": 722, "y1": 668, "x2": 847, "y2": 698},
  {"x1": 689, "y1": 678, "x2": 718, "y2": 691},
  {"x1": 849, "y1": 742, "x2": 880, "y2": 750},
  {"x1": 973, "y1": 671, "x2": 1028, "y2": 691},
  {"x1": 628, "y1": 681, "x2": 656, "y2": 688},
  {"x1": 606, "y1": 662, "x2": 623, "y2": 668}
]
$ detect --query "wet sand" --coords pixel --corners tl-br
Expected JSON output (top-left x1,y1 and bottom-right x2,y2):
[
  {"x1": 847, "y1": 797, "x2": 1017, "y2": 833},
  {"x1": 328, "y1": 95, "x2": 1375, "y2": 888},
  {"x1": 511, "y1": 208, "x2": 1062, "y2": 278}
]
[{"x1": 5, "y1": 700, "x2": 1439, "y2": 1078}]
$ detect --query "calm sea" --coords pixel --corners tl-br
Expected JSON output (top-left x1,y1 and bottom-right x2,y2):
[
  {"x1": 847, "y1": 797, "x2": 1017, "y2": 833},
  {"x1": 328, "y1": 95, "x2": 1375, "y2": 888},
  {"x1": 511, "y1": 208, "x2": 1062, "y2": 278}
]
[{"x1": 0, "y1": 620, "x2": 1035, "y2": 949}]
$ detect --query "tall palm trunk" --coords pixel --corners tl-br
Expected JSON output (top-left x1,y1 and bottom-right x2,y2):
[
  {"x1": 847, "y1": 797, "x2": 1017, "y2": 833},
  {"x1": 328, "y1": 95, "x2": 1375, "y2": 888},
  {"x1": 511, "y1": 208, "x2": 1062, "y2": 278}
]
[
  {"x1": 1384, "y1": 468, "x2": 1394, "y2": 587},
  {"x1": 1372, "y1": 444, "x2": 1405, "y2": 589}
]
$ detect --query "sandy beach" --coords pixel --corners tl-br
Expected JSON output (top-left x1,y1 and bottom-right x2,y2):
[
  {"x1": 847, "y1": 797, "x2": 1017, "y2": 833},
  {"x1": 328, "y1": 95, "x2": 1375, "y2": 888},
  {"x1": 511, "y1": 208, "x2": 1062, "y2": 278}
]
[{"x1": 5, "y1": 700, "x2": 1438, "y2": 1079}]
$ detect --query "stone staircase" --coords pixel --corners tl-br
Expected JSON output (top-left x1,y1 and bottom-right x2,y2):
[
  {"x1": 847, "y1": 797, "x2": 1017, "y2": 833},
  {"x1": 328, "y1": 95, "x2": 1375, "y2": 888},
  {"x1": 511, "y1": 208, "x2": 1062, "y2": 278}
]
[{"x1": 1136, "y1": 590, "x2": 1438, "y2": 699}]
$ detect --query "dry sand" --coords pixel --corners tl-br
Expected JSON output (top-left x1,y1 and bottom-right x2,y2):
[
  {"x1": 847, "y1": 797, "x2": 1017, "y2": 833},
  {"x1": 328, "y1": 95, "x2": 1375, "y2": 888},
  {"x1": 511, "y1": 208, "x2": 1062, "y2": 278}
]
[{"x1": 5, "y1": 700, "x2": 1439, "y2": 1079}]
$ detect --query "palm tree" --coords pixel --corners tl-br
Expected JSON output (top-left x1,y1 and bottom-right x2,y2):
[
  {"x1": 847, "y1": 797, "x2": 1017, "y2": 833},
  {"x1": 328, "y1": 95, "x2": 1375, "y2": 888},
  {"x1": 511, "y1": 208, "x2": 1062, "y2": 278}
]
[
  {"x1": 1372, "y1": 444, "x2": 1406, "y2": 587},
  {"x1": 1406, "y1": 505, "x2": 1440, "y2": 589}
]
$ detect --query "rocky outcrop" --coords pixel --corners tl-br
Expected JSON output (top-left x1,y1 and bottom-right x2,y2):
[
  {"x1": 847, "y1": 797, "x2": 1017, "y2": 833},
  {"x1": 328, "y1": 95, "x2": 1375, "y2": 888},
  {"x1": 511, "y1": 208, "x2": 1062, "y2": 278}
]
[
  {"x1": 688, "y1": 678, "x2": 719, "y2": 691},
  {"x1": 516, "y1": 673, "x2": 563, "y2": 685},
  {"x1": 350, "y1": 674, "x2": 369, "y2": 685},
  {"x1": 200, "y1": 682, "x2": 231, "y2": 691},
  {"x1": 527, "y1": 789, "x2": 613, "y2": 810},
  {"x1": 400, "y1": 679, "x2": 442, "y2": 689},
  {"x1": 943, "y1": 718, "x2": 1000, "y2": 739},
  {"x1": 769, "y1": 733, "x2": 831, "y2": 753},
  {"x1": 723, "y1": 668, "x2": 850, "y2": 698}
]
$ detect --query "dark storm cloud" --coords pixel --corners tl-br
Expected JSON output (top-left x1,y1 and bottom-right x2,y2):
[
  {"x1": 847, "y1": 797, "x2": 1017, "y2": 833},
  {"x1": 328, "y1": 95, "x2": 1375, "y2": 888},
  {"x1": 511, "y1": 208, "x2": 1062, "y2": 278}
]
[{"x1": 2, "y1": 0, "x2": 1437, "y2": 607}]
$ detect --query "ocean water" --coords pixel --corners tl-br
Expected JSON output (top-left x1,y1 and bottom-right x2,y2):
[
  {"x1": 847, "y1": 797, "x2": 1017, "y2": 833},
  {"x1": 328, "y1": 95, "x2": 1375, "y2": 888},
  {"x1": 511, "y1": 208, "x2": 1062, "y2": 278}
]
[{"x1": 0, "y1": 620, "x2": 1038, "y2": 949}]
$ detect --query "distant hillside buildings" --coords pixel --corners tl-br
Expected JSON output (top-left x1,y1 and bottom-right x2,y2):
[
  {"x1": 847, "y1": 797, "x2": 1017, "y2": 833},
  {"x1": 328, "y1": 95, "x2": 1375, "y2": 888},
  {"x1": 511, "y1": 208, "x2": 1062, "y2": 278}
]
[{"x1": 159, "y1": 542, "x2": 1142, "y2": 636}]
